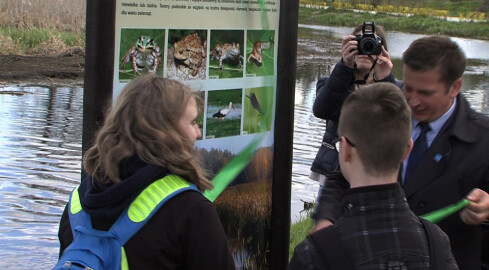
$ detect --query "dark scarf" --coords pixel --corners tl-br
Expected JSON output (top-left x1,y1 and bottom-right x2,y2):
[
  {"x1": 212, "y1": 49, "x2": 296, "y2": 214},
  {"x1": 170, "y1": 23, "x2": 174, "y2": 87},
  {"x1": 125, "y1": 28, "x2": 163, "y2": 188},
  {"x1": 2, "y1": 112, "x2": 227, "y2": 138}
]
[{"x1": 78, "y1": 156, "x2": 169, "y2": 220}]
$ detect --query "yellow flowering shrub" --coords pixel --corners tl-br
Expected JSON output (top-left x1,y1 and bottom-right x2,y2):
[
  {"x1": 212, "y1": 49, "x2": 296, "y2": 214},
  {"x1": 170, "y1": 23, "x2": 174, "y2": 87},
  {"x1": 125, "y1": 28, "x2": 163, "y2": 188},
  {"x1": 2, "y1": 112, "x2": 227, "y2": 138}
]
[{"x1": 299, "y1": 0, "x2": 485, "y2": 21}]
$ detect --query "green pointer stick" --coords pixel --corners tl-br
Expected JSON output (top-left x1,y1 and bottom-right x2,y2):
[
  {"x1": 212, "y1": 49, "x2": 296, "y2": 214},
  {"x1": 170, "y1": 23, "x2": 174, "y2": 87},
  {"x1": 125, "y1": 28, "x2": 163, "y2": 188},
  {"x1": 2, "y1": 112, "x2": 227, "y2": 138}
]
[
  {"x1": 258, "y1": 0, "x2": 269, "y2": 29},
  {"x1": 421, "y1": 198, "x2": 471, "y2": 223},
  {"x1": 204, "y1": 132, "x2": 266, "y2": 202}
]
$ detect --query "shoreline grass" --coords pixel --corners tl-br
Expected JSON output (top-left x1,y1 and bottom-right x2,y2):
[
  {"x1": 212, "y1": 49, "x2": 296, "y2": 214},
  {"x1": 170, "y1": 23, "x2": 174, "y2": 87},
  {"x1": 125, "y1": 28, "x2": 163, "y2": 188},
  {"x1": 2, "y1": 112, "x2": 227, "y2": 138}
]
[
  {"x1": 298, "y1": 6, "x2": 489, "y2": 40},
  {"x1": 0, "y1": 26, "x2": 85, "y2": 55},
  {"x1": 289, "y1": 212, "x2": 314, "y2": 259},
  {"x1": 300, "y1": 0, "x2": 489, "y2": 19}
]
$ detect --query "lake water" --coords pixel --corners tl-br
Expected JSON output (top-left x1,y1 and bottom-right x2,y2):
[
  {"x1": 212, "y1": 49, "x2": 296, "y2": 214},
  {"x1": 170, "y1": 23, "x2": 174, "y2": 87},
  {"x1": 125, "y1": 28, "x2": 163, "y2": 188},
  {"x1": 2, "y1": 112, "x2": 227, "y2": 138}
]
[{"x1": 1, "y1": 26, "x2": 488, "y2": 268}]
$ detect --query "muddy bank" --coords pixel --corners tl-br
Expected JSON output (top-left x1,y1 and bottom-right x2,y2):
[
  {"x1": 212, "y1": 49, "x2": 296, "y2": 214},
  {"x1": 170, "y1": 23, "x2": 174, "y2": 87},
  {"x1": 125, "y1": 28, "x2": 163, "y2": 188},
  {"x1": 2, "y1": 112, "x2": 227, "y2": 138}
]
[{"x1": 0, "y1": 55, "x2": 85, "y2": 86}]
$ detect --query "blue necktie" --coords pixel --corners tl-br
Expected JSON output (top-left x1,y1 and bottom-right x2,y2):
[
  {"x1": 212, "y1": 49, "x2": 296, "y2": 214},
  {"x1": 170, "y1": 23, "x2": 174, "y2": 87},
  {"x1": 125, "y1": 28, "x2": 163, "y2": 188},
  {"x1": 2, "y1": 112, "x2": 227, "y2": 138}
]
[{"x1": 405, "y1": 122, "x2": 431, "y2": 182}]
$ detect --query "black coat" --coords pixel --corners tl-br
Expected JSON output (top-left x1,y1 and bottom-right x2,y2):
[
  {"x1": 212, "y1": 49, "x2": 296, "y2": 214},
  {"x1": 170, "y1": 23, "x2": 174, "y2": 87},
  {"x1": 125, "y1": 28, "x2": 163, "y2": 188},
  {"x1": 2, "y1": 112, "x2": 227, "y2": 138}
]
[
  {"x1": 402, "y1": 94, "x2": 489, "y2": 270},
  {"x1": 310, "y1": 59, "x2": 402, "y2": 177},
  {"x1": 291, "y1": 184, "x2": 458, "y2": 270}
]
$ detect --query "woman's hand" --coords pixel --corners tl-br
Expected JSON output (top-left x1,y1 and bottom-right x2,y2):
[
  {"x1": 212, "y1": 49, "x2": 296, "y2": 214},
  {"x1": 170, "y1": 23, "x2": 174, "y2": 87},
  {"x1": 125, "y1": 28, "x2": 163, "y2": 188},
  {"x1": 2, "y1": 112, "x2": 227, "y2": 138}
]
[
  {"x1": 341, "y1": 35, "x2": 358, "y2": 69},
  {"x1": 372, "y1": 46, "x2": 393, "y2": 80}
]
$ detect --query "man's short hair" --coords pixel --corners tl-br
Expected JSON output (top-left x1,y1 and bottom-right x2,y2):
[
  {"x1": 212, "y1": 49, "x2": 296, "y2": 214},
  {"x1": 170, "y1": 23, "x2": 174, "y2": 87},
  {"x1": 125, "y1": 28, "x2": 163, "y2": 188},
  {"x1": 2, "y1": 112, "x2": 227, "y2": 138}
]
[
  {"x1": 402, "y1": 36, "x2": 466, "y2": 91},
  {"x1": 338, "y1": 83, "x2": 412, "y2": 176}
]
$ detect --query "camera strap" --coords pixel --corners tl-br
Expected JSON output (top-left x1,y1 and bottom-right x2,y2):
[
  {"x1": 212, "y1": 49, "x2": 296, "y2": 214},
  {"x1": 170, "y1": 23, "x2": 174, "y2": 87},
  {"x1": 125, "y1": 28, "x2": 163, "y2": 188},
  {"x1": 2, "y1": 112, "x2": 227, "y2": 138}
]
[{"x1": 354, "y1": 57, "x2": 378, "y2": 85}]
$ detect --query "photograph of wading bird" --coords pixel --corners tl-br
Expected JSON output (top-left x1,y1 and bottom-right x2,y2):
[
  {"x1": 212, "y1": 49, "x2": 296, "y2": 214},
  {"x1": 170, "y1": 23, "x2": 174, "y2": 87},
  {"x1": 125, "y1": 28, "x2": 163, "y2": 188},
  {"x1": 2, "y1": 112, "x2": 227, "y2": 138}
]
[
  {"x1": 212, "y1": 102, "x2": 235, "y2": 122},
  {"x1": 246, "y1": 92, "x2": 264, "y2": 116}
]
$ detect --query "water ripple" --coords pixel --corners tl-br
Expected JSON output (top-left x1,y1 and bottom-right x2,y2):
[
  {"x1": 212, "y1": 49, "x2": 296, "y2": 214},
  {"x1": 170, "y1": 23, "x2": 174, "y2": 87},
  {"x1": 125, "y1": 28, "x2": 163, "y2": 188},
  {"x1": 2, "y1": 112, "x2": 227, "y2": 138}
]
[{"x1": 0, "y1": 85, "x2": 82, "y2": 268}]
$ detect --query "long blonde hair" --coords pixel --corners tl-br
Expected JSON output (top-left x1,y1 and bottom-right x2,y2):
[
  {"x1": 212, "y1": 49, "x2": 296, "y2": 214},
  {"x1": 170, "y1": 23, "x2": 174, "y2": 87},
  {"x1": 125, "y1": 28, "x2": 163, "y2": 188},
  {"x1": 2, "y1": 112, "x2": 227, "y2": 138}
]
[{"x1": 83, "y1": 74, "x2": 212, "y2": 190}]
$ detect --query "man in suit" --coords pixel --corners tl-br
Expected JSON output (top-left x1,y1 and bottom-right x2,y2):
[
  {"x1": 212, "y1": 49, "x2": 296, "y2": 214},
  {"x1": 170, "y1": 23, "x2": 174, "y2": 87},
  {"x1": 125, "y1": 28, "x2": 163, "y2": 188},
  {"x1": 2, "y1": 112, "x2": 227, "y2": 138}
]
[
  {"x1": 313, "y1": 36, "x2": 489, "y2": 269},
  {"x1": 401, "y1": 36, "x2": 489, "y2": 269}
]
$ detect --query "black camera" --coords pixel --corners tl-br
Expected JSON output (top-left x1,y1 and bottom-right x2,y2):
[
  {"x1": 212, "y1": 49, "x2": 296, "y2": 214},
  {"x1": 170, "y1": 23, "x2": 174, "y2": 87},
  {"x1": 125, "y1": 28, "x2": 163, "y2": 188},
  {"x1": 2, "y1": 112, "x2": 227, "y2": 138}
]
[{"x1": 354, "y1": 21, "x2": 383, "y2": 55}]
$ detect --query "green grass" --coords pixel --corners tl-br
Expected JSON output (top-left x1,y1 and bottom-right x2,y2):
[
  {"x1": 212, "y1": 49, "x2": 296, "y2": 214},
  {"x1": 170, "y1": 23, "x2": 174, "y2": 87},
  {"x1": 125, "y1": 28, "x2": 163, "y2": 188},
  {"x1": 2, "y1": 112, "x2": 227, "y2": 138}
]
[
  {"x1": 409, "y1": 0, "x2": 485, "y2": 17},
  {"x1": 0, "y1": 26, "x2": 85, "y2": 54},
  {"x1": 298, "y1": 7, "x2": 489, "y2": 40},
  {"x1": 205, "y1": 118, "x2": 241, "y2": 138},
  {"x1": 289, "y1": 212, "x2": 314, "y2": 259},
  {"x1": 314, "y1": 0, "x2": 488, "y2": 17}
]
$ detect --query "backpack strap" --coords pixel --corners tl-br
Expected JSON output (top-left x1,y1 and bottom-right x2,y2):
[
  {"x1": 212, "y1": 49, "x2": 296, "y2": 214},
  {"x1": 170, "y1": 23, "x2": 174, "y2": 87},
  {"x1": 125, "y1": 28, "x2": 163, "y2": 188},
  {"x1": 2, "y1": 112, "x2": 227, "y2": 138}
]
[
  {"x1": 68, "y1": 174, "x2": 199, "y2": 246},
  {"x1": 110, "y1": 174, "x2": 199, "y2": 245},
  {"x1": 418, "y1": 217, "x2": 445, "y2": 270},
  {"x1": 68, "y1": 187, "x2": 92, "y2": 234},
  {"x1": 308, "y1": 226, "x2": 356, "y2": 270}
]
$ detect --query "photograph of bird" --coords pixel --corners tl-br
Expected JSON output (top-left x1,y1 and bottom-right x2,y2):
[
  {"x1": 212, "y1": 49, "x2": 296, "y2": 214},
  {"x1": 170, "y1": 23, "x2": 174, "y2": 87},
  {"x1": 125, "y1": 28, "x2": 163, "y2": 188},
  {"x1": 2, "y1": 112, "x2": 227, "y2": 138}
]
[
  {"x1": 212, "y1": 102, "x2": 235, "y2": 122},
  {"x1": 246, "y1": 92, "x2": 264, "y2": 115}
]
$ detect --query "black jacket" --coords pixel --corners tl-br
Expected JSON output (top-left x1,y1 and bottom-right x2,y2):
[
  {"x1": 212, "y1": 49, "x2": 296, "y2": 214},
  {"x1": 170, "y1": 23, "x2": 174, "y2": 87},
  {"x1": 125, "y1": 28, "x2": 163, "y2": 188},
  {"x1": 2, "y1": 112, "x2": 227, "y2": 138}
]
[
  {"x1": 57, "y1": 156, "x2": 235, "y2": 270},
  {"x1": 310, "y1": 59, "x2": 402, "y2": 177},
  {"x1": 290, "y1": 183, "x2": 458, "y2": 270}
]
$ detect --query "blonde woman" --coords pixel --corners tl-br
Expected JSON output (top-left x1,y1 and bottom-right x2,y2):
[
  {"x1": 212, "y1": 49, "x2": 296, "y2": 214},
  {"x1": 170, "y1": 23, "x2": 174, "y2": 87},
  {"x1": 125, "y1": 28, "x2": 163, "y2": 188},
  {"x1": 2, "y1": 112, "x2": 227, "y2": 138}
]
[{"x1": 57, "y1": 74, "x2": 235, "y2": 269}]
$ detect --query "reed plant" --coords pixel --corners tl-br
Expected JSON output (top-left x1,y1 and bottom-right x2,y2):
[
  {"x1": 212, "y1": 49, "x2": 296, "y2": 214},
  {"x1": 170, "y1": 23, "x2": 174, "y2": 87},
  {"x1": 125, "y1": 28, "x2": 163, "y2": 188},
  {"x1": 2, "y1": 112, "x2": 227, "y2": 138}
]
[
  {"x1": 215, "y1": 180, "x2": 272, "y2": 269},
  {"x1": 0, "y1": 0, "x2": 85, "y2": 31},
  {"x1": 0, "y1": 0, "x2": 85, "y2": 55}
]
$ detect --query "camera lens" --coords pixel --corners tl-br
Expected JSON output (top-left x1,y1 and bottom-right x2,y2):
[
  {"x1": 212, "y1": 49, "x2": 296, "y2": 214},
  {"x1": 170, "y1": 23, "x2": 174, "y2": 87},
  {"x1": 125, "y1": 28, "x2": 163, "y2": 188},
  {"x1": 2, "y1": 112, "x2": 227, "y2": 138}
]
[
  {"x1": 359, "y1": 37, "x2": 380, "y2": 55},
  {"x1": 362, "y1": 40, "x2": 375, "y2": 53}
]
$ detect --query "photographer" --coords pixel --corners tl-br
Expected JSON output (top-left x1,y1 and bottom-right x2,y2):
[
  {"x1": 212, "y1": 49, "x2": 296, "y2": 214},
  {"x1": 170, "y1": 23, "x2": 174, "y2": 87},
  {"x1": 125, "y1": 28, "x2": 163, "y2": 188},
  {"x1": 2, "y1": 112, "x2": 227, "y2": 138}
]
[{"x1": 310, "y1": 22, "x2": 402, "y2": 230}]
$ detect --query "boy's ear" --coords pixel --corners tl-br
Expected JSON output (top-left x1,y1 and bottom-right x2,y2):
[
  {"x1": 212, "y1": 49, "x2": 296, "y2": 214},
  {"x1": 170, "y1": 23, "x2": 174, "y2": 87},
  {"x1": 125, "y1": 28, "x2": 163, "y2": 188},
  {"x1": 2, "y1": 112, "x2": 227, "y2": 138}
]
[
  {"x1": 341, "y1": 136, "x2": 352, "y2": 162},
  {"x1": 401, "y1": 139, "x2": 414, "y2": 162}
]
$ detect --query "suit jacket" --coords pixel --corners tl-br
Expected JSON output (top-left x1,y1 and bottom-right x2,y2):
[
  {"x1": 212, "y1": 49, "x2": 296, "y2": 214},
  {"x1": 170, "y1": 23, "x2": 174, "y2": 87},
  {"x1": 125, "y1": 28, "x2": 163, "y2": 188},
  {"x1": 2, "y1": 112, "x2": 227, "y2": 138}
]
[
  {"x1": 314, "y1": 94, "x2": 489, "y2": 270},
  {"x1": 401, "y1": 94, "x2": 489, "y2": 270}
]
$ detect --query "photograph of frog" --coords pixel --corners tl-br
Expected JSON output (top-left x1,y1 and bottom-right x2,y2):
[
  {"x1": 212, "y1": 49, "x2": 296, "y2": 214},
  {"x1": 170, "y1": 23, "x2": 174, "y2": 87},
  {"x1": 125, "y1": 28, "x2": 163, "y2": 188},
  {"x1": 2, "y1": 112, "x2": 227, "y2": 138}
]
[
  {"x1": 118, "y1": 28, "x2": 164, "y2": 82},
  {"x1": 209, "y1": 30, "x2": 245, "y2": 79},
  {"x1": 243, "y1": 86, "x2": 274, "y2": 134},
  {"x1": 245, "y1": 30, "x2": 275, "y2": 77},
  {"x1": 166, "y1": 29, "x2": 207, "y2": 81},
  {"x1": 206, "y1": 89, "x2": 242, "y2": 139}
]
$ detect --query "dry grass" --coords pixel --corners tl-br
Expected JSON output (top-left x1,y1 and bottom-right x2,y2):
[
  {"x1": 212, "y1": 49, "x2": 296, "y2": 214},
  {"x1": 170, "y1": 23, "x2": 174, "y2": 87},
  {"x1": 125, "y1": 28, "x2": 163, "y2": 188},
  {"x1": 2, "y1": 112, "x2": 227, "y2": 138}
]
[
  {"x1": 0, "y1": 0, "x2": 85, "y2": 55},
  {"x1": 0, "y1": 35, "x2": 18, "y2": 54},
  {"x1": 0, "y1": 0, "x2": 85, "y2": 32}
]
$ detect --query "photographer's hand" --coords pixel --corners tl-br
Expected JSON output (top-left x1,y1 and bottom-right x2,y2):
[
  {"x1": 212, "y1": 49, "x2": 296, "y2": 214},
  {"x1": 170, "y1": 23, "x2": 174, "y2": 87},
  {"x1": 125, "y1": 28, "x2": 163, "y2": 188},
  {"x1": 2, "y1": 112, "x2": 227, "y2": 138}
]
[
  {"x1": 341, "y1": 35, "x2": 358, "y2": 69},
  {"x1": 372, "y1": 46, "x2": 393, "y2": 80}
]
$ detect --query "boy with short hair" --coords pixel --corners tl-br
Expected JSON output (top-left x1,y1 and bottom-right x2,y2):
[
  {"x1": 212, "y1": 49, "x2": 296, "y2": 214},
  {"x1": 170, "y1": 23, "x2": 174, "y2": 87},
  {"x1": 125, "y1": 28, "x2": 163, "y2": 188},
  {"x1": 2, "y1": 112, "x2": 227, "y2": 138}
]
[{"x1": 289, "y1": 83, "x2": 458, "y2": 270}]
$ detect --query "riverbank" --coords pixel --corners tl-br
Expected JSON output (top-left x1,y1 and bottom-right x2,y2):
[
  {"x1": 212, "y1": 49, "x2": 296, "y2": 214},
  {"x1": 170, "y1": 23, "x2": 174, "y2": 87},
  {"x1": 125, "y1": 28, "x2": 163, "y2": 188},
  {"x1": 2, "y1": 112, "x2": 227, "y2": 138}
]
[
  {"x1": 0, "y1": 54, "x2": 84, "y2": 86},
  {"x1": 298, "y1": 6, "x2": 489, "y2": 41}
]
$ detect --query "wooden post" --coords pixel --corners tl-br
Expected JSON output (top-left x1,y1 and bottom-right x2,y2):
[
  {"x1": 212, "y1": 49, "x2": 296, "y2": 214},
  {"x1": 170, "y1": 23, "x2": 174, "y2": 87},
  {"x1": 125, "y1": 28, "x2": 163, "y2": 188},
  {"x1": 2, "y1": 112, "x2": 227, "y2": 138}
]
[{"x1": 81, "y1": 0, "x2": 116, "y2": 179}]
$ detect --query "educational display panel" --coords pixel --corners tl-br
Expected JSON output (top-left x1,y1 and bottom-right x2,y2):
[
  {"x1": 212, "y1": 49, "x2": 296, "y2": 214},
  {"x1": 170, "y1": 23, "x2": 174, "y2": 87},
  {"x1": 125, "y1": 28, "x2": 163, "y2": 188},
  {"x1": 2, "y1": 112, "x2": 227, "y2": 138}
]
[{"x1": 113, "y1": 1, "x2": 280, "y2": 268}]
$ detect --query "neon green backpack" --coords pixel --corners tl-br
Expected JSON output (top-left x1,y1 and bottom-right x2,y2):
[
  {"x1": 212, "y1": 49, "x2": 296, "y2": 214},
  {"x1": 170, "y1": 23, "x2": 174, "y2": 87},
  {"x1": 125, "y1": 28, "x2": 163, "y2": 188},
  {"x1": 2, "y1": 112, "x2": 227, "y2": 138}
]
[{"x1": 53, "y1": 175, "x2": 198, "y2": 270}]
